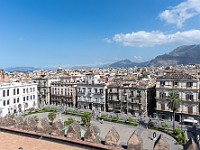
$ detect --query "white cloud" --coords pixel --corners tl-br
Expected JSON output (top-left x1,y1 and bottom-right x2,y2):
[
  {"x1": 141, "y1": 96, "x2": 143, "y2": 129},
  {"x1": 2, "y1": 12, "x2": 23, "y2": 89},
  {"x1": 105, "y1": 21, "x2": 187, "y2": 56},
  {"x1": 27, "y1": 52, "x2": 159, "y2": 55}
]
[
  {"x1": 111, "y1": 29, "x2": 200, "y2": 47},
  {"x1": 159, "y1": 0, "x2": 200, "y2": 28},
  {"x1": 103, "y1": 38, "x2": 112, "y2": 43}
]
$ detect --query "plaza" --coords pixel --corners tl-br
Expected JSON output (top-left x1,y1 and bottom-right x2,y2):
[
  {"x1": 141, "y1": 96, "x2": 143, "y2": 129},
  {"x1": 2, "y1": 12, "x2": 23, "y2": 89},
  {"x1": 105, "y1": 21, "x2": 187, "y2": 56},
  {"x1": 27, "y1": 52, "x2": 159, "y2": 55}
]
[{"x1": 29, "y1": 112, "x2": 183, "y2": 150}]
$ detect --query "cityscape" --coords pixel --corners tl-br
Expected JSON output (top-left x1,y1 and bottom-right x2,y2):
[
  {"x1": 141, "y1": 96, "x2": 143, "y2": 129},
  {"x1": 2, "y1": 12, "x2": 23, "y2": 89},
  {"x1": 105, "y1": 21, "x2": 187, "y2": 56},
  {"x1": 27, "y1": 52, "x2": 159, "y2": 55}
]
[{"x1": 1, "y1": 0, "x2": 200, "y2": 150}]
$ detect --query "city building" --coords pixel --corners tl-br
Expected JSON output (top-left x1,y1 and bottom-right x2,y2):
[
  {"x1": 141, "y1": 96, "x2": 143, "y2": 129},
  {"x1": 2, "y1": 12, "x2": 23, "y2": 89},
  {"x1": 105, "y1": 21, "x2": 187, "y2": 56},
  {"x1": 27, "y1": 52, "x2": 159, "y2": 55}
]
[
  {"x1": 34, "y1": 74, "x2": 59, "y2": 107},
  {"x1": 0, "y1": 82, "x2": 38, "y2": 117},
  {"x1": 50, "y1": 81, "x2": 77, "y2": 107},
  {"x1": 77, "y1": 73, "x2": 106, "y2": 111},
  {"x1": 156, "y1": 72, "x2": 200, "y2": 121},
  {"x1": 107, "y1": 83, "x2": 147, "y2": 116}
]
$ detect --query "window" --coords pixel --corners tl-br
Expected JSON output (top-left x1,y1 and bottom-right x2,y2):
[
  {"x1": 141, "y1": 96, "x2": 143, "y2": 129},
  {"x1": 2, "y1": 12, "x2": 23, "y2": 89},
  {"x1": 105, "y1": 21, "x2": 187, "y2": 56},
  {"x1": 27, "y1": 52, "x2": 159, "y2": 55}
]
[
  {"x1": 27, "y1": 96, "x2": 29, "y2": 100},
  {"x1": 23, "y1": 97, "x2": 25, "y2": 101},
  {"x1": 188, "y1": 105, "x2": 193, "y2": 114},
  {"x1": 23, "y1": 88, "x2": 25, "y2": 93},
  {"x1": 137, "y1": 91, "x2": 141, "y2": 97},
  {"x1": 26, "y1": 88, "x2": 28, "y2": 93},
  {"x1": 17, "y1": 88, "x2": 19, "y2": 94},
  {"x1": 3, "y1": 90, "x2": 5, "y2": 97},
  {"x1": 161, "y1": 103, "x2": 165, "y2": 110},
  {"x1": 13, "y1": 89, "x2": 16, "y2": 95},
  {"x1": 100, "y1": 89, "x2": 103, "y2": 94},
  {"x1": 82, "y1": 88, "x2": 86, "y2": 93},
  {"x1": 159, "y1": 92, "x2": 167, "y2": 99},
  {"x1": 33, "y1": 95, "x2": 35, "y2": 99},
  {"x1": 7, "y1": 100, "x2": 10, "y2": 105},
  {"x1": 187, "y1": 82, "x2": 193, "y2": 87},
  {"x1": 95, "y1": 88, "x2": 98, "y2": 93},
  {"x1": 13, "y1": 98, "x2": 16, "y2": 103},
  {"x1": 3, "y1": 100, "x2": 6, "y2": 106},
  {"x1": 7, "y1": 89, "x2": 9, "y2": 96},
  {"x1": 33, "y1": 87, "x2": 35, "y2": 92},
  {"x1": 160, "y1": 81, "x2": 165, "y2": 86},
  {"x1": 173, "y1": 81, "x2": 178, "y2": 87},
  {"x1": 124, "y1": 96, "x2": 127, "y2": 100},
  {"x1": 186, "y1": 94, "x2": 193, "y2": 100},
  {"x1": 17, "y1": 98, "x2": 19, "y2": 103}
]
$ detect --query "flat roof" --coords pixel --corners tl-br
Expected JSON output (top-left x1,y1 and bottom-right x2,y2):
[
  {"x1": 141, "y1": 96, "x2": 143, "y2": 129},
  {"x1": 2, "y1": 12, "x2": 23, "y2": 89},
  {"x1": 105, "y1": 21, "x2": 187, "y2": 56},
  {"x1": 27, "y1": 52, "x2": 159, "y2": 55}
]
[{"x1": 0, "y1": 132, "x2": 84, "y2": 150}]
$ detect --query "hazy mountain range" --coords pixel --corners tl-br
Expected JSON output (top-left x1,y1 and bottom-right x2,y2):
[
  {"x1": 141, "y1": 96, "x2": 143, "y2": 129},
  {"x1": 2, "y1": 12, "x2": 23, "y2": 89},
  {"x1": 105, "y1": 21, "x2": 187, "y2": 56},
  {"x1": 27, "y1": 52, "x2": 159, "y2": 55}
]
[{"x1": 4, "y1": 44, "x2": 200, "y2": 72}]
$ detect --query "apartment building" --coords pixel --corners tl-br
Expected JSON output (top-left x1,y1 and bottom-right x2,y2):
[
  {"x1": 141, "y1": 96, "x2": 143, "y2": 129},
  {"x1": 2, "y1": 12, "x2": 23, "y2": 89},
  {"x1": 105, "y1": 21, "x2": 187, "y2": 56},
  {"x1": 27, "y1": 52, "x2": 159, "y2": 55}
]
[
  {"x1": 77, "y1": 73, "x2": 106, "y2": 111},
  {"x1": 34, "y1": 75, "x2": 59, "y2": 107},
  {"x1": 107, "y1": 83, "x2": 147, "y2": 116},
  {"x1": 0, "y1": 82, "x2": 38, "y2": 117},
  {"x1": 50, "y1": 81, "x2": 77, "y2": 107},
  {"x1": 156, "y1": 72, "x2": 200, "y2": 121}
]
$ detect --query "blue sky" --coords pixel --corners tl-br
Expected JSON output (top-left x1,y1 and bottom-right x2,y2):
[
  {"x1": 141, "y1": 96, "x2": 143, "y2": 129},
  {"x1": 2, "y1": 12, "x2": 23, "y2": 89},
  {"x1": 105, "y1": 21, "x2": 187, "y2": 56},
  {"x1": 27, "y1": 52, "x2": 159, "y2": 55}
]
[{"x1": 0, "y1": 0, "x2": 200, "y2": 68}]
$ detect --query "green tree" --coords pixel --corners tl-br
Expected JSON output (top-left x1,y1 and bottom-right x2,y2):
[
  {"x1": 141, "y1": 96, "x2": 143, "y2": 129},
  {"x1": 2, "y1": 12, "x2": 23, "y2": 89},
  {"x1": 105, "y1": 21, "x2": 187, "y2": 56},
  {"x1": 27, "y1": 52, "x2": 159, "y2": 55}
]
[
  {"x1": 167, "y1": 91, "x2": 180, "y2": 132},
  {"x1": 81, "y1": 112, "x2": 91, "y2": 127},
  {"x1": 48, "y1": 112, "x2": 56, "y2": 124}
]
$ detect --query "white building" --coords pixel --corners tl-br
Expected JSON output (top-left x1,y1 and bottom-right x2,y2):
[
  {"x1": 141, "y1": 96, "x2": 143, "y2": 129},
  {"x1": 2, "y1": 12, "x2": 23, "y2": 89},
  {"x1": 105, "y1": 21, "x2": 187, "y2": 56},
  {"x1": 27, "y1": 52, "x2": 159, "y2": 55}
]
[
  {"x1": 0, "y1": 82, "x2": 38, "y2": 117},
  {"x1": 77, "y1": 73, "x2": 106, "y2": 111}
]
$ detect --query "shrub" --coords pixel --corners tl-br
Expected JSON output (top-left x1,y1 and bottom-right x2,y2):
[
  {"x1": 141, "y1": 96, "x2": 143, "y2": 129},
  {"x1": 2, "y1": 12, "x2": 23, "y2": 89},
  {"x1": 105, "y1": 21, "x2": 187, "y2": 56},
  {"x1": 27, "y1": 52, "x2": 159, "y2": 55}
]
[
  {"x1": 174, "y1": 128, "x2": 182, "y2": 135},
  {"x1": 65, "y1": 109, "x2": 72, "y2": 114},
  {"x1": 161, "y1": 123, "x2": 168, "y2": 129},
  {"x1": 101, "y1": 114, "x2": 107, "y2": 119},
  {"x1": 112, "y1": 115, "x2": 119, "y2": 121},
  {"x1": 72, "y1": 110, "x2": 78, "y2": 114},
  {"x1": 64, "y1": 118, "x2": 74, "y2": 126},
  {"x1": 127, "y1": 117, "x2": 133, "y2": 122}
]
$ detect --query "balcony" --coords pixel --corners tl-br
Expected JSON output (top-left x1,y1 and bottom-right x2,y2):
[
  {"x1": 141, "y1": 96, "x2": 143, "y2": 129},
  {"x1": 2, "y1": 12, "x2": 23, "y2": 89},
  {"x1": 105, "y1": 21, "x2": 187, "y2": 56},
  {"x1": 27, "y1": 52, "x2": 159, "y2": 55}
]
[
  {"x1": 77, "y1": 91, "x2": 85, "y2": 95},
  {"x1": 108, "y1": 92, "x2": 119, "y2": 95},
  {"x1": 93, "y1": 92, "x2": 103, "y2": 95}
]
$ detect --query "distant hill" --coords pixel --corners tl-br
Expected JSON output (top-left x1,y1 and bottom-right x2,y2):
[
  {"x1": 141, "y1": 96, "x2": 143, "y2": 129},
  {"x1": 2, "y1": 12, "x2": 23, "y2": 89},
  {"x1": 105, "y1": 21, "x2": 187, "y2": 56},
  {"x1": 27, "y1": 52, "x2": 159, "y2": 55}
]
[
  {"x1": 108, "y1": 59, "x2": 149, "y2": 68},
  {"x1": 5, "y1": 67, "x2": 40, "y2": 73},
  {"x1": 148, "y1": 44, "x2": 200, "y2": 66}
]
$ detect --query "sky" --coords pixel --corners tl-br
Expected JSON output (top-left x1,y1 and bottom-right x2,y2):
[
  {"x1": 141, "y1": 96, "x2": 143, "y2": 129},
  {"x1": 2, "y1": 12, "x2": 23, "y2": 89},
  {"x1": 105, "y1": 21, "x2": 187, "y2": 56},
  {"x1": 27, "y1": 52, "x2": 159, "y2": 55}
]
[{"x1": 0, "y1": 0, "x2": 200, "y2": 68}]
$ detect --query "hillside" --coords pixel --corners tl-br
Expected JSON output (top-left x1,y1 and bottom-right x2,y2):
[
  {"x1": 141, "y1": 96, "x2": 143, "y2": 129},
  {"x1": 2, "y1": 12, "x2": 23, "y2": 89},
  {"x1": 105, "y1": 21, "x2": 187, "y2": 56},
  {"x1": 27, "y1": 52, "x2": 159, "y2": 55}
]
[
  {"x1": 148, "y1": 44, "x2": 200, "y2": 66},
  {"x1": 108, "y1": 59, "x2": 149, "y2": 68}
]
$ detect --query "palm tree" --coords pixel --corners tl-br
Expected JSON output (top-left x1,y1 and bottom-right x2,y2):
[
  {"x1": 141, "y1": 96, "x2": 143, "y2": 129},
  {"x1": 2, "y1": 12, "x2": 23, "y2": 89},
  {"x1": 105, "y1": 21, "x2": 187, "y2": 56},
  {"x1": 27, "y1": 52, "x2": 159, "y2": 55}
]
[{"x1": 167, "y1": 91, "x2": 180, "y2": 132}]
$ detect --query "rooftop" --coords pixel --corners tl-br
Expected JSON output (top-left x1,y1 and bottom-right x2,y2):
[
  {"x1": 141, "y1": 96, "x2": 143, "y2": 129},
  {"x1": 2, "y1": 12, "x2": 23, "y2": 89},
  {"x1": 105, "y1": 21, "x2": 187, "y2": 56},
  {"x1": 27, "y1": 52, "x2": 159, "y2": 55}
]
[{"x1": 0, "y1": 132, "x2": 84, "y2": 150}]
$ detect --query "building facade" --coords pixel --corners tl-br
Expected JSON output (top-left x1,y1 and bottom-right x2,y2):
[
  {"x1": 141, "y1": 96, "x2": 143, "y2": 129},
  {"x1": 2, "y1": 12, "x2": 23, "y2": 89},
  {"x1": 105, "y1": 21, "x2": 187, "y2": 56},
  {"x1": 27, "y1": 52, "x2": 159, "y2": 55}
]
[
  {"x1": 0, "y1": 82, "x2": 38, "y2": 117},
  {"x1": 34, "y1": 75, "x2": 59, "y2": 107},
  {"x1": 156, "y1": 72, "x2": 200, "y2": 121},
  {"x1": 77, "y1": 73, "x2": 106, "y2": 111},
  {"x1": 107, "y1": 84, "x2": 147, "y2": 116},
  {"x1": 50, "y1": 81, "x2": 77, "y2": 107}
]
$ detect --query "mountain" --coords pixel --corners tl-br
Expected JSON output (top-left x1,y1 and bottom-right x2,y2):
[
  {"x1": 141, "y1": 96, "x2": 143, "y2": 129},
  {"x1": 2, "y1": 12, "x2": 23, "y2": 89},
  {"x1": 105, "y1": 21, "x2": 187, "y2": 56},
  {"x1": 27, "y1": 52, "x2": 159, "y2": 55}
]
[
  {"x1": 148, "y1": 44, "x2": 200, "y2": 66},
  {"x1": 108, "y1": 59, "x2": 149, "y2": 68},
  {"x1": 5, "y1": 67, "x2": 40, "y2": 73}
]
